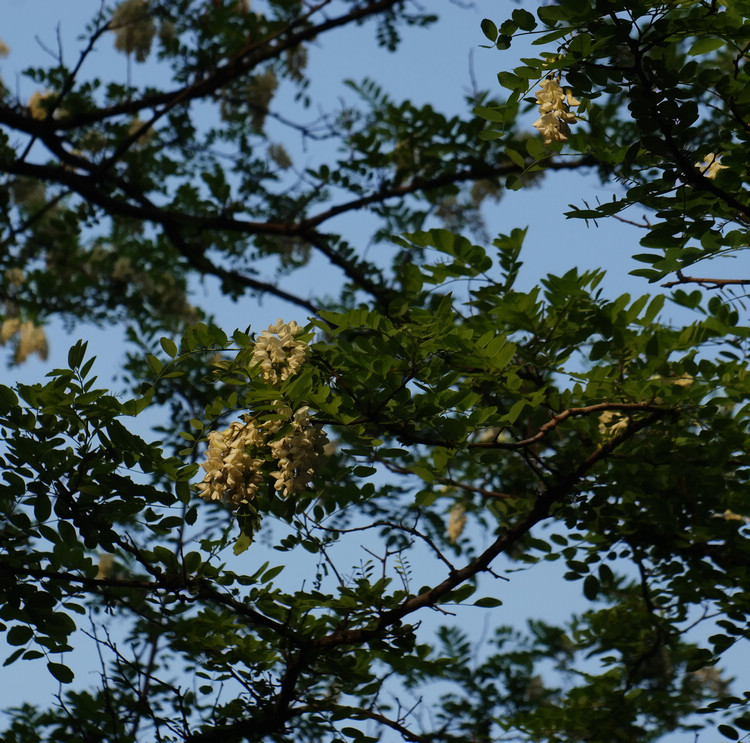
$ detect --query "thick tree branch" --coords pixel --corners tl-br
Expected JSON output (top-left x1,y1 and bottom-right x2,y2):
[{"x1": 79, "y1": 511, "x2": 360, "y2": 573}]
[
  {"x1": 316, "y1": 411, "x2": 667, "y2": 650},
  {"x1": 0, "y1": 0, "x2": 404, "y2": 132},
  {"x1": 179, "y1": 411, "x2": 668, "y2": 743}
]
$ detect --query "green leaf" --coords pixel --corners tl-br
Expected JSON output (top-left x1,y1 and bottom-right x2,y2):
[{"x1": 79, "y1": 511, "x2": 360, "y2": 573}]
[
  {"x1": 503, "y1": 399, "x2": 526, "y2": 424},
  {"x1": 6, "y1": 625, "x2": 34, "y2": 646},
  {"x1": 146, "y1": 354, "x2": 164, "y2": 376},
  {"x1": 480, "y1": 18, "x2": 498, "y2": 42},
  {"x1": 3, "y1": 648, "x2": 24, "y2": 666},
  {"x1": 583, "y1": 574, "x2": 599, "y2": 600},
  {"x1": 234, "y1": 531, "x2": 253, "y2": 555},
  {"x1": 477, "y1": 129, "x2": 504, "y2": 141},
  {"x1": 0, "y1": 385, "x2": 19, "y2": 410},
  {"x1": 67, "y1": 340, "x2": 87, "y2": 369},
  {"x1": 474, "y1": 105, "x2": 506, "y2": 123},
  {"x1": 445, "y1": 583, "x2": 476, "y2": 604},
  {"x1": 688, "y1": 37, "x2": 726, "y2": 56},
  {"x1": 122, "y1": 387, "x2": 154, "y2": 416},
  {"x1": 473, "y1": 596, "x2": 503, "y2": 608},
  {"x1": 496, "y1": 71, "x2": 522, "y2": 91},
  {"x1": 183, "y1": 551, "x2": 202, "y2": 574},
  {"x1": 34, "y1": 493, "x2": 52, "y2": 523},
  {"x1": 512, "y1": 8, "x2": 536, "y2": 31},
  {"x1": 160, "y1": 337, "x2": 178, "y2": 358},
  {"x1": 506, "y1": 148, "x2": 526, "y2": 168},
  {"x1": 260, "y1": 564, "x2": 284, "y2": 583},
  {"x1": 532, "y1": 27, "x2": 572, "y2": 45},
  {"x1": 47, "y1": 662, "x2": 75, "y2": 683},
  {"x1": 598, "y1": 563, "x2": 614, "y2": 584},
  {"x1": 734, "y1": 717, "x2": 750, "y2": 732},
  {"x1": 718, "y1": 725, "x2": 739, "y2": 741},
  {"x1": 569, "y1": 32, "x2": 591, "y2": 57},
  {"x1": 525, "y1": 136, "x2": 546, "y2": 159},
  {"x1": 353, "y1": 465, "x2": 378, "y2": 477}
]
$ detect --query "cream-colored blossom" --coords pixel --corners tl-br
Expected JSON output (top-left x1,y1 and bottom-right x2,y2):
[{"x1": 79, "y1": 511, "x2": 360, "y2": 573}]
[
  {"x1": 197, "y1": 417, "x2": 265, "y2": 506},
  {"x1": 29, "y1": 90, "x2": 54, "y2": 120},
  {"x1": 127, "y1": 117, "x2": 154, "y2": 146},
  {"x1": 1, "y1": 317, "x2": 48, "y2": 363},
  {"x1": 0, "y1": 39, "x2": 9, "y2": 57},
  {"x1": 716, "y1": 509, "x2": 750, "y2": 524},
  {"x1": 649, "y1": 372, "x2": 693, "y2": 387},
  {"x1": 4, "y1": 268, "x2": 25, "y2": 287},
  {"x1": 15, "y1": 321, "x2": 48, "y2": 364},
  {"x1": 533, "y1": 77, "x2": 580, "y2": 145},
  {"x1": 252, "y1": 319, "x2": 308, "y2": 385},
  {"x1": 598, "y1": 410, "x2": 629, "y2": 438},
  {"x1": 268, "y1": 406, "x2": 327, "y2": 497},
  {"x1": 111, "y1": 257, "x2": 134, "y2": 281},
  {"x1": 28, "y1": 89, "x2": 68, "y2": 120},
  {"x1": 0, "y1": 317, "x2": 20, "y2": 343},
  {"x1": 96, "y1": 554, "x2": 115, "y2": 580},
  {"x1": 696, "y1": 153, "x2": 727, "y2": 180},
  {"x1": 111, "y1": 0, "x2": 156, "y2": 63},
  {"x1": 670, "y1": 374, "x2": 693, "y2": 387},
  {"x1": 197, "y1": 405, "x2": 327, "y2": 505},
  {"x1": 447, "y1": 503, "x2": 467, "y2": 544},
  {"x1": 477, "y1": 427, "x2": 501, "y2": 443}
]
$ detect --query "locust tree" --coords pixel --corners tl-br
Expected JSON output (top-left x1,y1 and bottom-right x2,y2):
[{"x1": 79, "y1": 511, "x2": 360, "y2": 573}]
[{"x1": 1, "y1": 1, "x2": 750, "y2": 742}]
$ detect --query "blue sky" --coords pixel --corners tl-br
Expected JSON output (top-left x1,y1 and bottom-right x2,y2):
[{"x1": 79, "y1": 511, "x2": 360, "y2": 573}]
[{"x1": 1, "y1": 1, "x2": 747, "y2": 738}]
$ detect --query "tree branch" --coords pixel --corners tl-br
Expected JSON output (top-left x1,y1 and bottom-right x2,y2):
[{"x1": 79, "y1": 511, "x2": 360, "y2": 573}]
[
  {"x1": 318, "y1": 412, "x2": 668, "y2": 650},
  {"x1": 179, "y1": 412, "x2": 668, "y2": 743},
  {"x1": 0, "y1": 0, "x2": 405, "y2": 132},
  {"x1": 661, "y1": 270, "x2": 750, "y2": 290}
]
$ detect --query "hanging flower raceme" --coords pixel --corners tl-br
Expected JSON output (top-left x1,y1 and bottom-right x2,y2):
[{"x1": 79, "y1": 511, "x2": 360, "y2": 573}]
[
  {"x1": 447, "y1": 503, "x2": 467, "y2": 544},
  {"x1": 533, "y1": 77, "x2": 580, "y2": 145},
  {"x1": 0, "y1": 317, "x2": 48, "y2": 364},
  {"x1": 251, "y1": 319, "x2": 308, "y2": 384},
  {"x1": 196, "y1": 417, "x2": 266, "y2": 506},
  {"x1": 268, "y1": 406, "x2": 328, "y2": 497},
  {"x1": 196, "y1": 407, "x2": 328, "y2": 505},
  {"x1": 197, "y1": 320, "x2": 327, "y2": 507}
]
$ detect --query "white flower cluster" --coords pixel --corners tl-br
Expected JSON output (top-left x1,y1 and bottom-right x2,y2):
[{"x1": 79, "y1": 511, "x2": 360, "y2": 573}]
[
  {"x1": 598, "y1": 410, "x2": 629, "y2": 439},
  {"x1": 197, "y1": 320, "x2": 326, "y2": 507},
  {"x1": 696, "y1": 153, "x2": 727, "y2": 180},
  {"x1": 251, "y1": 319, "x2": 308, "y2": 385},
  {"x1": 447, "y1": 503, "x2": 467, "y2": 544},
  {"x1": 533, "y1": 77, "x2": 580, "y2": 145},
  {"x1": 197, "y1": 407, "x2": 327, "y2": 505},
  {"x1": 650, "y1": 373, "x2": 693, "y2": 387},
  {"x1": 28, "y1": 89, "x2": 67, "y2": 120},
  {"x1": 268, "y1": 406, "x2": 326, "y2": 497},
  {"x1": 0, "y1": 318, "x2": 48, "y2": 364},
  {"x1": 4, "y1": 267, "x2": 24, "y2": 286},
  {"x1": 197, "y1": 417, "x2": 265, "y2": 506}
]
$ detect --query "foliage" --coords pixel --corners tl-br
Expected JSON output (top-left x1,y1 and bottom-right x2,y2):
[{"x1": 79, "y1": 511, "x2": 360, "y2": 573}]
[{"x1": 1, "y1": 1, "x2": 750, "y2": 742}]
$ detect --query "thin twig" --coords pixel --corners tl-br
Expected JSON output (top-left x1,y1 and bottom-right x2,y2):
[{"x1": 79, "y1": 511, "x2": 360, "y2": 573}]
[{"x1": 662, "y1": 270, "x2": 750, "y2": 290}]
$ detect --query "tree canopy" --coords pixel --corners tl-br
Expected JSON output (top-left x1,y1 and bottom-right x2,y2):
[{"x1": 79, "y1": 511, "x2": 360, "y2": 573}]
[{"x1": 1, "y1": 1, "x2": 750, "y2": 741}]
